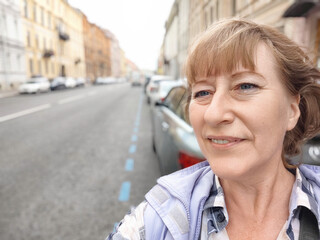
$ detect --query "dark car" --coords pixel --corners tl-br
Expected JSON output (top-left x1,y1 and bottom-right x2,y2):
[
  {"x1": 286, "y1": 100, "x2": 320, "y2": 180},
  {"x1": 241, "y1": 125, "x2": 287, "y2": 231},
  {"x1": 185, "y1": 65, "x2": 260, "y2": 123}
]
[
  {"x1": 50, "y1": 77, "x2": 67, "y2": 91},
  {"x1": 152, "y1": 85, "x2": 205, "y2": 175},
  {"x1": 291, "y1": 135, "x2": 320, "y2": 166}
]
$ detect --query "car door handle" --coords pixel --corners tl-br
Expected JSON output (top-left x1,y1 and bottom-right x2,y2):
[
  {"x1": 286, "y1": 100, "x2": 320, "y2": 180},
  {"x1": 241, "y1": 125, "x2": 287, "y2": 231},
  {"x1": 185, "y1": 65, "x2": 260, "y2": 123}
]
[{"x1": 161, "y1": 122, "x2": 169, "y2": 132}]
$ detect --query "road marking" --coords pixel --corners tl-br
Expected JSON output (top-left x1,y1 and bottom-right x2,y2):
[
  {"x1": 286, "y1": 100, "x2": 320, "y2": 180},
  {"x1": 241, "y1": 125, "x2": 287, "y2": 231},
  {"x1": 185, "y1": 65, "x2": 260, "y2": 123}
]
[
  {"x1": 118, "y1": 181, "x2": 131, "y2": 202},
  {"x1": 87, "y1": 91, "x2": 97, "y2": 96},
  {"x1": 113, "y1": 222, "x2": 119, "y2": 232},
  {"x1": 129, "y1": 144, "x2": 136, "y2": 154},
  {"x1": 125, "y1": 158, "x2": 134, "y2": 171},
  {"x1": 133, "y1": 127, "x2": 138, "y2": 133},
  {"x1": 0, "y1": 104, "x2": 51, "y2": 123},
  {"x1": 58, "y1": 94, "x2": 85, "y2": 104},
  {"x1": 131, "y1": 135, "x2": 138, "y2": 142}
]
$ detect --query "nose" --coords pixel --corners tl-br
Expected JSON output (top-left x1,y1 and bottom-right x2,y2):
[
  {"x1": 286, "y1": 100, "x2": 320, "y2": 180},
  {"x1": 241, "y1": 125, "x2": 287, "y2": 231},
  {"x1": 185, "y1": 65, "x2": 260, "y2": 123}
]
[{"x1": 203, "y1": 90, "x2": 235, "y2": 126}]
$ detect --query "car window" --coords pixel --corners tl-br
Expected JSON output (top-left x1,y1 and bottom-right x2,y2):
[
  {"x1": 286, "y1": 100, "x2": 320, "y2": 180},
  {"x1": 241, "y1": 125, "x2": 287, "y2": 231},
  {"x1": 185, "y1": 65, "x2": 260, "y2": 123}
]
[
  {"x1": 164, "y1": 87, "x2": 186, "y2": 113},
  {"x1": 175, "y1": 93, "x2": 188, "y2": 122}
]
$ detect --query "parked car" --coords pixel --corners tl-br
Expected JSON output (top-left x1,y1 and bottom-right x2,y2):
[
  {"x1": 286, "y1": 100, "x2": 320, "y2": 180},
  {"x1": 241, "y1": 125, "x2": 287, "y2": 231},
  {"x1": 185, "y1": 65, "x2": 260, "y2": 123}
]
[
  {"x1": 146, "y1": 75, "x2": 174, "y2": 104},
  {"x1": 152, "y1": 85, "x2": 205, "y2": 175},
  {"x1": 149, "y1": 79, "x2": 185, "y2": 106},
  {"x1": 94, "y1": 77, "x2": 105, "y2": 85},
  {"x1": 65, "y1": 77, "x2": 77, "y2": 88},
  {"x1": 291, "y1": 135, "x2": 320, "y2": 166},
  {"x1": 75, "y1": 77, "x2": 86, "y2": 87},
  {"x1": 18, "y1": 76, "x2": 50, "y2": 94},
  {"x1": 50, "y1": 77, "x2": 67, "y2": 91},
  {"x1": 94, "y1": 77, "x2": 116, "y2": 85}
]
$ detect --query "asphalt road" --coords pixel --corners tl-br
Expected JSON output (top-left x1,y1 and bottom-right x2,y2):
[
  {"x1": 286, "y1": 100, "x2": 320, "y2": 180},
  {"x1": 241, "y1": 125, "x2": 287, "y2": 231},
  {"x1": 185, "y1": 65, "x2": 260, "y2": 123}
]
[{"x1": 0, "y1": 83, "x2": 161, "y2": 240}]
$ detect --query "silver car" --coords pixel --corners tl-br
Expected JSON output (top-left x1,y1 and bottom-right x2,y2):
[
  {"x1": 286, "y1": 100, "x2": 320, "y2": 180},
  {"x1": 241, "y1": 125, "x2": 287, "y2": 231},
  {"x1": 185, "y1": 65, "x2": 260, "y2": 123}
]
[{"x1": 152, "y1": 85, "x2": 205, "y2": 175}]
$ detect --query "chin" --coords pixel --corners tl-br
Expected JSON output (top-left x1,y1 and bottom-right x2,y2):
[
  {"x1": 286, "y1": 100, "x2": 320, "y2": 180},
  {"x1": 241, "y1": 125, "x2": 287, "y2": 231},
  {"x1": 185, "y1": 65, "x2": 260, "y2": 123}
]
[{"x1": 207, "y1": 157, "x2": 259, "y2": 180}]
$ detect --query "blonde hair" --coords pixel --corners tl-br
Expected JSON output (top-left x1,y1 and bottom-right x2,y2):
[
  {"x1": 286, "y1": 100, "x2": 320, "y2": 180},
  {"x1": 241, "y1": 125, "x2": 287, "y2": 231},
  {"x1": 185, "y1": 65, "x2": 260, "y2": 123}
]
[{"x1": 185, "y1": 18, "x2": 320, "y2": 167}]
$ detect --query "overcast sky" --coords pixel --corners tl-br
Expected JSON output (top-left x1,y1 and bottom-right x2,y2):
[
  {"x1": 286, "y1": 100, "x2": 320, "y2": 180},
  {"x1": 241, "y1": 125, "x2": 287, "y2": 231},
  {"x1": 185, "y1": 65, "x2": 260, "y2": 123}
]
[{"x1": 68, "y1": 0, "x2": 174, "y2": 71}]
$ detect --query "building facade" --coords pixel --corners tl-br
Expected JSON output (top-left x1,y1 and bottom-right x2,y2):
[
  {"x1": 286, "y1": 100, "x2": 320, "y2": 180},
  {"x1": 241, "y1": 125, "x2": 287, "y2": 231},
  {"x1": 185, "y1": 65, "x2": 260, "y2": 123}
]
[
  {"x1": 104, "y1": 29, "x2": 121, "y2": 78},
  {"x1": 0, "y1": 0, "x2": 26, "y2": 90},
  {"x1": 164, "y1": 1, "x2": 179, "y2": 79},
  {"x1": 21, "y1": 0, "x2": 85, "y2": 81},
  {"x1": 162, "y1": 0, "x2": 320, "y2": 78},
  {"x1": 83, "y1": 15, "x2": 111, "y2": 82}
]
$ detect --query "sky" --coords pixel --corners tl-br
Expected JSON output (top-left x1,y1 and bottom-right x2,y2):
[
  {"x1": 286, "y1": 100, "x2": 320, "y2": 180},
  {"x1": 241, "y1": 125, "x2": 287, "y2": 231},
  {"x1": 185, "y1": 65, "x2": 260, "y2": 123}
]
[{"x1": 68, "y1": 0, "x2": 175, "y2": 71}]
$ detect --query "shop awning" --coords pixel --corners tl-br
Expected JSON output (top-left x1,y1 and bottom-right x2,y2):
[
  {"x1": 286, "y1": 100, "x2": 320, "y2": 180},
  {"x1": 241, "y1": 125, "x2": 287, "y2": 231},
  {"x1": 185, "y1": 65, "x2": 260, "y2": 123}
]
[{"x1": 283, "y1": 0, "x2": 319, "y2": 17}]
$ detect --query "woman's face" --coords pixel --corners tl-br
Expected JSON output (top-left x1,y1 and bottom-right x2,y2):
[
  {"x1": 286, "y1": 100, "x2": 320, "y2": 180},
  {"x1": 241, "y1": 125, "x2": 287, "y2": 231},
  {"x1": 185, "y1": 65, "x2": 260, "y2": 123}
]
[{"x1": 189, "y1": 43, "x2": 300, "y2": 180}]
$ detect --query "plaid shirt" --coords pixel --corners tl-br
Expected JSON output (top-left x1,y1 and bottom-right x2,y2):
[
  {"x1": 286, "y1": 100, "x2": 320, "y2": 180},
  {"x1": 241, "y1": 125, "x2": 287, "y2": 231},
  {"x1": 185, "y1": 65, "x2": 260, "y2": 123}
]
[{"x1": 200, "y1": 168, "x2": 320, "y2": 240}]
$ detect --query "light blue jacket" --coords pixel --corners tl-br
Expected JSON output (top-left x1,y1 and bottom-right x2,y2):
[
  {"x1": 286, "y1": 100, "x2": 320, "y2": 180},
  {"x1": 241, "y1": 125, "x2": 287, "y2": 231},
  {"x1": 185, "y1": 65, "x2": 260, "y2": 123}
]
[{"x1": 143, "y1": 161, "x2": 320, "y2": 240}]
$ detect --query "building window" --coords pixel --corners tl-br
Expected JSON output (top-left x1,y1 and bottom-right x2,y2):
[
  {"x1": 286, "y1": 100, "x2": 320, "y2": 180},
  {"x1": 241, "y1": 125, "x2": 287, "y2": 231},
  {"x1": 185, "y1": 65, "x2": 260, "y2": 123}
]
[
  {"x1": 232, "y1": 0, "x2": 237, "y2": 15},
  {"x1": 41, "y1": 8, "x2": 44, "y2": 25},
  {"x1": 36, "y1": 35, "x2": 39, "y2": 48},
  {"x1": 48, "y1": 13, "x2": 51, "y2": 28},
  {"x1": 6, "y1": 53, "x2": 11, "y2": 72},
  {"x1": 45, "y1": 61, "x2": 48, "y2": 74},
  {"x1": 24, "y1": 0, "x2": 28, "y2": 18},
  {"x1": 33, "y1": 4, "x2": 37, "y2": 22},
  {"x1": 14, "y1": 20, "x2": 18, "y2": 39},
  {"x1": 27, "y1": 31, "x2": 31, "y2": 47},
  {"x1": 216, "y1": 0, "x2": 219, "y2": 20},
  {"x1": 17, "y1": 55, "x2": 21, "y2": 71},
  {"x1": 29, "y1": 58, "x2": 33, "y2": 74},
  {"x1": 38, "y1": 60, "x2": 41, "y2": 74}
]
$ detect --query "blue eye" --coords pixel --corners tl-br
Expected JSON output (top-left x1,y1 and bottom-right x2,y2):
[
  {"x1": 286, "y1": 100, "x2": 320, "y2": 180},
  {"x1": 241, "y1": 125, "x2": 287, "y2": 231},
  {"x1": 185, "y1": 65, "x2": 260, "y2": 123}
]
[
  {"x1": 239, "y1": 83, "x2": 257, "y2": 90},
  {"x1": 194, "y1": 91, "x2": 210, "y2": 98}
]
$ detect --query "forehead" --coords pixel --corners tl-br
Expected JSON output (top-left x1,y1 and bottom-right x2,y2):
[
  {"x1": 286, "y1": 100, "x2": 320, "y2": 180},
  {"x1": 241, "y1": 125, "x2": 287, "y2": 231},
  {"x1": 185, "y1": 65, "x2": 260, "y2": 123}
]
[{"x1": 191, "y1": 43, "x2": 279, "y2": 84}]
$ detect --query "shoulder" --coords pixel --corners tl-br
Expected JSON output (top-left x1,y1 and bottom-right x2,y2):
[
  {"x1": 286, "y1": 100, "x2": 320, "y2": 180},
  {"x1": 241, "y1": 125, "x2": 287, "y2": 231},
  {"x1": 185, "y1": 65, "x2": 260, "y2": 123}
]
[{"x1": 106, "y1": 201, "x2": 147, "y2": 240}]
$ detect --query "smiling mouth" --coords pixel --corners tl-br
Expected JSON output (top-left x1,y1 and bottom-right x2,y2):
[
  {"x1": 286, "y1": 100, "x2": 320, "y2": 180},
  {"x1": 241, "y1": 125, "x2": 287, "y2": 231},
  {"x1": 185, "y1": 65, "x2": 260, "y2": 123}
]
[{"x1": 208, "y1": 137, "x2": 243, "y2": 145}]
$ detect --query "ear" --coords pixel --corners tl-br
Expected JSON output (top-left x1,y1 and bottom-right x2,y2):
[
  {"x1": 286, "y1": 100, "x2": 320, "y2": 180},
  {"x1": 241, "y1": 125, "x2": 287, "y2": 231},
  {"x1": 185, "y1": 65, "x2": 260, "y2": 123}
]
[{"x1": 287, "y1": 94, "x2": 300, "y2": 131}]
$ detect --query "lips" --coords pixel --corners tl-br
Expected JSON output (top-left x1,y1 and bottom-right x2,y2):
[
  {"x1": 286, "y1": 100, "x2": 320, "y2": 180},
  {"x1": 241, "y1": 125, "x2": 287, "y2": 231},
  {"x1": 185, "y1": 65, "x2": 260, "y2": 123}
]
[{"x1": 207, "y1": 136, "x2": 244, "y2": 145}]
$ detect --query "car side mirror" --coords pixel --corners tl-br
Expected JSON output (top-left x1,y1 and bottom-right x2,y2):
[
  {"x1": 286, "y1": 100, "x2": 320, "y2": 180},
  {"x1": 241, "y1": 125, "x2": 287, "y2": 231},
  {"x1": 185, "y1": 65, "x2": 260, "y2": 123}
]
[{"x1": 155, "y1": 100, "x2": 167, "y2": 107}]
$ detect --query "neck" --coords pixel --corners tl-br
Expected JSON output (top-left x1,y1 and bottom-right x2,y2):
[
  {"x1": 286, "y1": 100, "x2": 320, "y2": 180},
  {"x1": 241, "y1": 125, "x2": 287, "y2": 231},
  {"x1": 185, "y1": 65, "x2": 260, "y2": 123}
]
[{"x1": 220, "y1": 162, "x2": 295, "y2": 221}]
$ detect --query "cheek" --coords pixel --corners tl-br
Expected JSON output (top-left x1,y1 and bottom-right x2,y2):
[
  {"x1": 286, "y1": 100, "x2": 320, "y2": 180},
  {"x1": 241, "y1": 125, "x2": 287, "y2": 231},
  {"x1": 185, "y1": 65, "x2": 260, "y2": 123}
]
[{"x1": 189, "y1": 102, "x2": 204, "y2": 131}]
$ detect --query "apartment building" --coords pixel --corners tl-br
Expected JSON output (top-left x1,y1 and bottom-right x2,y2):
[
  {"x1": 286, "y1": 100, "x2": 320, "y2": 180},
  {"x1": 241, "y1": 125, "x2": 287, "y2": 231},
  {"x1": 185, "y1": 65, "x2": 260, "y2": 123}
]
[
  {"x1": 82, "y1": 15, "x2": 111, "y2": 82},
  {"x1": 0, "y1": 0, "x2": 26, "y2": 90},
  {"x1": 164, "y1": 1, "x2": 179, "y2": 79},
  {"x1": 162, "y1": 0, "x2": 320, "y2": 78},
  {"x1": 104, "y1": 29, "x2": 121, "y2": 78},
  {"x1": 21, "y1": 0, "x2": 85, "y2": 80}
]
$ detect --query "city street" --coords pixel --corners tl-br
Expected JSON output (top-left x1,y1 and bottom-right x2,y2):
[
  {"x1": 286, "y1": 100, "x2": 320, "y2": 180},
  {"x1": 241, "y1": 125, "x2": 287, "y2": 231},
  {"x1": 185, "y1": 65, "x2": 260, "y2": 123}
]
[{"x1": 0, "y1": 83, "x2": 161, "y2": 240}]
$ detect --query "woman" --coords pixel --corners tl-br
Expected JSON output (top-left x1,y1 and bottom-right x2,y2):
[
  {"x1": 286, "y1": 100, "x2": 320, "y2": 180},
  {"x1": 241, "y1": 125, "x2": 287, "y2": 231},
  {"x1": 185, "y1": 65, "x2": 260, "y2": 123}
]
[{"x1": 107, "y1": 19, "x2": 320, "y2": 240}]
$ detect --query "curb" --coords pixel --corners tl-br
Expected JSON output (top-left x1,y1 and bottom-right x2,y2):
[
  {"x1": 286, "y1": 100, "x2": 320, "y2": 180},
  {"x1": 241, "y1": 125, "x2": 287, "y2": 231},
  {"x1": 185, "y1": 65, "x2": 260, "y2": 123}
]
[{"x1": 0, "y1": 91, "x2": 18, "y2": 99}]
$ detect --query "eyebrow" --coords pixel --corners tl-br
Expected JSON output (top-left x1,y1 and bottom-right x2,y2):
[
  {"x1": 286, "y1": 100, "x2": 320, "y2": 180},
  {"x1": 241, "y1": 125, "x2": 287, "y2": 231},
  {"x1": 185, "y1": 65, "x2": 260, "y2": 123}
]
[{"x1": 230, "y1": 71, "x2": 265, "y2": 80}]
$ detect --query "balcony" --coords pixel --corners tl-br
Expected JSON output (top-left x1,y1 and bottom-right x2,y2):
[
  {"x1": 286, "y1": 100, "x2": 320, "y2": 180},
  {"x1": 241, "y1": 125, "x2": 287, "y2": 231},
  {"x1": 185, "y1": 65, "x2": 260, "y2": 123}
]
[
  {"x1": 74, "y1": 58, "x2": 81, "y2": 64},
  {"x1": 43, "y1": 49, "x2": 54, "y2": 58},
  {"x1": 59, "y1": 31, "x2": 70, "y2": 41}
]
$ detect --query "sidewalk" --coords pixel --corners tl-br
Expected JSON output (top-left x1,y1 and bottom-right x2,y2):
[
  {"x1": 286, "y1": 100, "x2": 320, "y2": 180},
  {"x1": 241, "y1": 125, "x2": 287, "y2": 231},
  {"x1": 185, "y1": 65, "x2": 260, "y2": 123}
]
[{"x1": 0, "y1": 89, "x2": 18, "y2": 99}]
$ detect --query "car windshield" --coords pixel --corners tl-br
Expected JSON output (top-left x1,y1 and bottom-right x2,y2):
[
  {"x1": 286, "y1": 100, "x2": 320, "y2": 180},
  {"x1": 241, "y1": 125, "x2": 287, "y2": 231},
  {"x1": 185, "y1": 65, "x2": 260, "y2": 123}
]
[
  {"x1": 160, "y1": 82, "x2": 179, "y2": 93},
  {"x1": 26, "y1": 81, "x2": 38, "y2": 84}
]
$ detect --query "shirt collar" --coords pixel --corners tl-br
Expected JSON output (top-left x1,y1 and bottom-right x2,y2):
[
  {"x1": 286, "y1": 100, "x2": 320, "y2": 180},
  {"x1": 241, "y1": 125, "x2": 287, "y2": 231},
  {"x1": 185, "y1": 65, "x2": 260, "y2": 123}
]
[
  {"x1": 203, "y1": 168, "x2": 319, "y2": 236},
  {"x1": 289, "y1": 168, "x2": 319, "y2": 223}
]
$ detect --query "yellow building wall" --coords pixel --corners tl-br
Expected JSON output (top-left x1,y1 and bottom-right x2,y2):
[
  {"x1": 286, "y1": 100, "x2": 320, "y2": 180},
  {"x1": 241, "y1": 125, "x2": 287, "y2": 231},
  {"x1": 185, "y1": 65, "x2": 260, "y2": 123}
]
[{"x1": 21, "y1": 0, "x2": 85, "y2": 79}]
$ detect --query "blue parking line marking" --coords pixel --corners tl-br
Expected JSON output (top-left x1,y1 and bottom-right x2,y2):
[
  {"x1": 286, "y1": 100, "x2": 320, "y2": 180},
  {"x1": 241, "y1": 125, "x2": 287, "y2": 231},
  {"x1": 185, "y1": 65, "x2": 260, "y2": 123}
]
[
  {"x1": 118, "y1": 181, "x2": 131, "y2": 202},
  {"x1": 133, "y1": 127, "x2": 138, "y2": 133},
  {"x1": 129, "y1": 144, "x2": 136, "y2": 153},
  {"x1": 125, "y1": 158, "x2": 134, "y2": 171},
  {"x1": 131, "y1": 135, "x2": 138, "y2": 142},
  {"x1": 113, "y1": 222, "x2": 119, "y2": 232}
]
